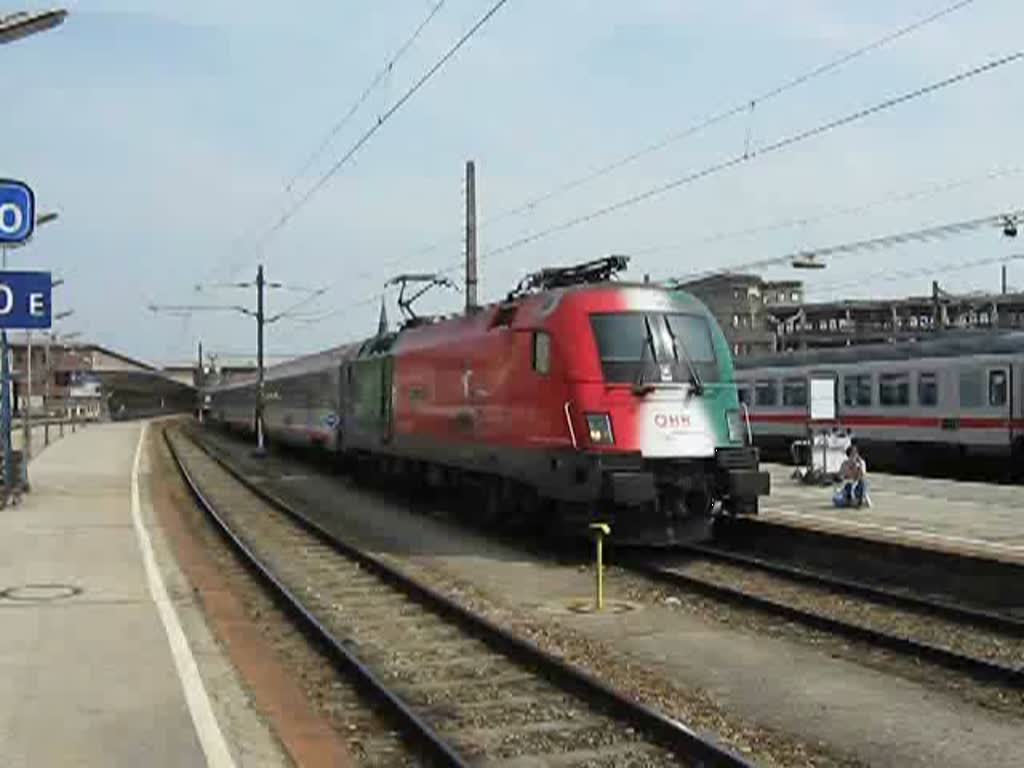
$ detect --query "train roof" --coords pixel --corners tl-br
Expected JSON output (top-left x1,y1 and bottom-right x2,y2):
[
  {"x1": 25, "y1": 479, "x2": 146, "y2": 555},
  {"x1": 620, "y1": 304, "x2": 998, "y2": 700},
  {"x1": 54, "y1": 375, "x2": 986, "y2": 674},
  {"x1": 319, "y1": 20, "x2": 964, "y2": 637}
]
[
  {"x1": 208, "y1": 342, "x2": 360, "y2": 391},
  {"x1": 207, "y1": 280, "x2": 718, "y2": 392},
  {"x1": 736, "y1": 330, "x2": 1024, "y2": 370}
]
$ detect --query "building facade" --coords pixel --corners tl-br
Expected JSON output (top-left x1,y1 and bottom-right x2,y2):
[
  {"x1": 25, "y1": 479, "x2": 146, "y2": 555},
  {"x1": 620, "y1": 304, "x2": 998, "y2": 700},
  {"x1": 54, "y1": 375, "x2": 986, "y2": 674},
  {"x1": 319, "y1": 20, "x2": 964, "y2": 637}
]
[
  {"x1": 4, "y1": 336, "x2": 176, "y2": 417},
  {"x1": 676, "y1": 273, "x2": 805, "y2": 356},
  {"x1": 766, "y1": 286, "x2": 1024, "y2": 351},
  {"x1": 681, "y1": 273, "x2": 1024, "y2": 355}
]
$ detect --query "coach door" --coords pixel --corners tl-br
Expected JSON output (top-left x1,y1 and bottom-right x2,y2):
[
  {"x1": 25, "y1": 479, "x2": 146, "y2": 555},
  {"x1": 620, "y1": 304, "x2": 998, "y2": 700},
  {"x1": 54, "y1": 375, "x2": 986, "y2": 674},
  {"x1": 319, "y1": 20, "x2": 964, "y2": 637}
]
[
  {"x1": 380, "y1": 355, "x2": 394, "y2": 444},
  {"x1": 988, "y1": 366, "x2": 1011, "y2": 451},
  {"x1": 1012, "y1": 362, "x2": 1021, "y2": 449},
  {"x1": 959, "y1": 364, "x2": 1011, "y2": 452}
]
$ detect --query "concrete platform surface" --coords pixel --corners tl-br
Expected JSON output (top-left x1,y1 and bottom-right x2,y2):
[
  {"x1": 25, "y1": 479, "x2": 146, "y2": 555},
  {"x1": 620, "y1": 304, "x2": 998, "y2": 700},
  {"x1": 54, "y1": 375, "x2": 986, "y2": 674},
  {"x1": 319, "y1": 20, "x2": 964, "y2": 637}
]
[
  {"x1": 0, "y1": 421, "x2": 276, "y2": 767},
  {"x1": 761, "y1": 462, "x2": 1024, "y2": 562}
]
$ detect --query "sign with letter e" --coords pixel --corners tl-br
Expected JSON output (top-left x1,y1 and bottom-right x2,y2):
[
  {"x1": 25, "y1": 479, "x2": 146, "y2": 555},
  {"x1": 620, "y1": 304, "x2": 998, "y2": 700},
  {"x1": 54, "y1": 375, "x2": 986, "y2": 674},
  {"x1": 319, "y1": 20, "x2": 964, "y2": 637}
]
[
  {"x1": 0, "y1": 271, "x2": 52, "y2": 329},
  {"x1": 0, "y1": 180, "x2": 35, "y2": 244}
]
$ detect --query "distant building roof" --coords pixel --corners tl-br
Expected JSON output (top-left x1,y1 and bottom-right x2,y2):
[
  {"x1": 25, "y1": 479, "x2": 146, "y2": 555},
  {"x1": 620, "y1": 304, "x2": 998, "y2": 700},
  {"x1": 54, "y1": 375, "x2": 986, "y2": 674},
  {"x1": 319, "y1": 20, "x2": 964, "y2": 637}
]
[{"x1": 3, "y1": 334, "x2": 160, "y2": 372}]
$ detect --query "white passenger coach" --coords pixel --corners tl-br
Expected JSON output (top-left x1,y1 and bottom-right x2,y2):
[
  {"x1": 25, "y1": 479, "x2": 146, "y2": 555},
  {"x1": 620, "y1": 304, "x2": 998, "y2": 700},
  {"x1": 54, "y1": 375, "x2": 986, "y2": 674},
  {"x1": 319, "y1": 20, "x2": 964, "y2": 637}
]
[{"x1": 734, "y1": 331, "x2": 1024, "y2": 461}]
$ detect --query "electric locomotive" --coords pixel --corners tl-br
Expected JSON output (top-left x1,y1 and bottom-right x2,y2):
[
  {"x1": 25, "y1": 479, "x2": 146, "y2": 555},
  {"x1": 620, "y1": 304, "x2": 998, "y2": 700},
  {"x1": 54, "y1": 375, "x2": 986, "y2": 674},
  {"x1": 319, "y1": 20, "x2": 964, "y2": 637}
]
[{"x1": 208, "y1": 256, "x2": 770, "y2": 542}]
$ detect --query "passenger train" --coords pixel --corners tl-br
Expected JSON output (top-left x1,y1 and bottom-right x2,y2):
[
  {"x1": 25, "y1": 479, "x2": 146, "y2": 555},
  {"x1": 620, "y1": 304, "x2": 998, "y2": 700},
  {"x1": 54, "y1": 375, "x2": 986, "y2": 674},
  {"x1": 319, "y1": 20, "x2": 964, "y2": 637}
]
[
  {"x1": 206, "y1": 257, "x2": 770, "y2": 542},
  {"x1": 735, "y1": 332, "x2": 1024, "y2": 468}
]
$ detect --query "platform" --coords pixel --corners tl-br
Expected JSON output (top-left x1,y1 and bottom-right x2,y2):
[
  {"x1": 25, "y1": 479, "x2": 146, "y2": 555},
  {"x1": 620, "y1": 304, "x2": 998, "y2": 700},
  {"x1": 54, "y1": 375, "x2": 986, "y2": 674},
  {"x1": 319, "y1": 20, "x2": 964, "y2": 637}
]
[
  {"x1": 760, "y1": 462, "x2": 1024, "y2": 563},
  {"x1": 0, "y1": 422, "x2": 233, "y2": 766}
]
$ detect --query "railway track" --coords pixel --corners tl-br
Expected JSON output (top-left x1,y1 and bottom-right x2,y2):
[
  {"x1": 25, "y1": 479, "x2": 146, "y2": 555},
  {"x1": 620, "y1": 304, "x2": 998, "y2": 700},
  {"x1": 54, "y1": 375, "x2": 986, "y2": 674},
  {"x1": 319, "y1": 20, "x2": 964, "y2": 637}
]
[
  {"x1": 625, "y1": 546, "x2": 1024, "y2": 690},
  {"x1": 684, "y1": 543, "x2": 1024, "y2": 635},
  {"x1": 165, "y1": 426, "x2": 752, "y2": 768}
]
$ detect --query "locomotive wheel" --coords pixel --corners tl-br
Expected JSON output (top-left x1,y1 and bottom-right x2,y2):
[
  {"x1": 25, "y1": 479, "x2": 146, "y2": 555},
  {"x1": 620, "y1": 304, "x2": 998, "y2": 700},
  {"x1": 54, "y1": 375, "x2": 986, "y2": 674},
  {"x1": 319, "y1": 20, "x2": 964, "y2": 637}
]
[
  {"x1": 730, "y1": 498, "x2": 759, "y2": 516},
  {"x1": 480, "y1": 479, "x2": 502, "y2": 527}
]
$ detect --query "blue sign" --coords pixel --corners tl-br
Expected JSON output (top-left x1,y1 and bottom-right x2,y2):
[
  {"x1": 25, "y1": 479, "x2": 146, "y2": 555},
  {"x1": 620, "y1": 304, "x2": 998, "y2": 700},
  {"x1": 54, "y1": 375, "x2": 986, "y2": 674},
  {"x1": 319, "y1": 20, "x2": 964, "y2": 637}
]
[
  {"x1": 0, "y1": 180, "x2": 35, "y2": 245},
  {"x1": 0, "y1": 271, "x2": 51, "y2": 329}
]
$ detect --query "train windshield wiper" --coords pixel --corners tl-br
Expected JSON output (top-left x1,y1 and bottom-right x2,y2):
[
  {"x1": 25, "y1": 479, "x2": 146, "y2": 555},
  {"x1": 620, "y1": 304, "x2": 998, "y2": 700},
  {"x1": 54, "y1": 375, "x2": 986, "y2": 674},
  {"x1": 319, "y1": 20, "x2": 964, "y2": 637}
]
[
  {"x1": 633, "y1": 315, "x2": 657, "y2": 392},
  {"x1": 664, "y1": 316, "x2": 704, "y2": 395}
]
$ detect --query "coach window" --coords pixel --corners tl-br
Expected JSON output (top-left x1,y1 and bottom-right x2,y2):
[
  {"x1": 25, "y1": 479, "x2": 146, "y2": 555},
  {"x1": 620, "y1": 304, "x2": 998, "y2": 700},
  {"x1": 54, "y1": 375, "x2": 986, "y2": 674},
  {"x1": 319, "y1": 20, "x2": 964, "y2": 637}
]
[
  {"x1": 917, "y1": 372, "x2": 938, "y2": 406},
  {"x1": 754, "y1": 380, "x2": 777, "y2": 407},
  {"x1": 989, "y1": 370, "x2": 1008, "y2": 407},
  {"x1": 959, "y1": 369, "x2": 983, "y2": 408},
  {"x1": 737, "y1": 385, "x2": 752, "y2": 406},
  {"x1": 843, "y1": 374, "x2": 872, "y2": 407},
  {"x1": 532, "y1": 331, "x2": 551, "y2": 375},
  {"x1": 879, "y1": 372, "x2": 910, "y2": 407},
  {"x1": 782, "y1": 378, "x2": 808, "y2": 406}
]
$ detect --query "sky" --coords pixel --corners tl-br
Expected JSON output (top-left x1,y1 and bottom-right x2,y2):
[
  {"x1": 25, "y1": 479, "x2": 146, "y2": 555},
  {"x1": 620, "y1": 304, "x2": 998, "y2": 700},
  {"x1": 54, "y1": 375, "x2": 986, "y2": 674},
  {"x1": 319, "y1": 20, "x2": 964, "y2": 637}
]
[{"x1": 3, "y1": 0, "x2": 1023, "y2": 365}]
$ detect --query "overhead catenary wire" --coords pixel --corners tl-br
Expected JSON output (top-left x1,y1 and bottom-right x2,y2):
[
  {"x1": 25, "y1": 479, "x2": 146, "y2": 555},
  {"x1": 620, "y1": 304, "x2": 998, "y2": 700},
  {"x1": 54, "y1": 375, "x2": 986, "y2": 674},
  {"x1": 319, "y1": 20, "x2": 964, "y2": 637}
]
[
  {"x1": 806, "y1": 252, "x2": 1024, "y2": 296},
  {"x1": 464, "y1": 51, "x2": 1024, "y2": 279},
  {"x1": 229, "y1": 0, "x2": 982, "y2": 323},
  {"x1": 190, "y1": 1, "x2": 1003, "y2": 351},
  {"x1": 283, "y1": 0, "x2": 448, "y2": 194},
  {"x1": 632, "y1": 165, "x2": 1024, "y2": 257},
  {"x1": 202, "y1": 2, "x2": 450, "y2": 286},
  {"x1": 390, "y1": 0, "x2": 981, "y2": 266},
  {"x1": 275, "y1": 208, "x2": 1024, "y2": 351},
  {"x1": 242, "y1": 0, "x2": 513, "y2": 270},
  {"x1": 671, "y1": 207, "x2": 1024, "y2": 285}
]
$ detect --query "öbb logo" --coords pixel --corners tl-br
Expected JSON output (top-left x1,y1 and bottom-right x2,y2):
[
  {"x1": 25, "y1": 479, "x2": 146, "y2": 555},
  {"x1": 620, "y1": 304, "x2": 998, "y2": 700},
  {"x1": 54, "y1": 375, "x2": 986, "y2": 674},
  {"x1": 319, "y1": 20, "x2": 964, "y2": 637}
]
[{"x1": 654, "y1": 412, "x2": 691, "y2": 430}]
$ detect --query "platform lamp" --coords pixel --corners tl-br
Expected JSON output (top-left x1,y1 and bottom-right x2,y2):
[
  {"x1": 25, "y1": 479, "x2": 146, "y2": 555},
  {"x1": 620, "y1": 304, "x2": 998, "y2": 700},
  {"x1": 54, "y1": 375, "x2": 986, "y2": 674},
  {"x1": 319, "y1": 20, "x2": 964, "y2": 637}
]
[
  {"x1": 791, "y1": 253, "x2": 827, "y2": 270},
  {"x1": 0, "y1": 8, "x2": 67, "y2": 45}
]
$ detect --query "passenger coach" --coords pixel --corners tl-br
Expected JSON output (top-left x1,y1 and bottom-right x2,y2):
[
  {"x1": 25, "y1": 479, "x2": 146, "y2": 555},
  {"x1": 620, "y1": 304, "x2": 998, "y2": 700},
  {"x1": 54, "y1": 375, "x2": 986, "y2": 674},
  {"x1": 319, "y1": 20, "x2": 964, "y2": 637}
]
[{"x1": 735, "y1": 332, "x2": 1024, "y2": 462}]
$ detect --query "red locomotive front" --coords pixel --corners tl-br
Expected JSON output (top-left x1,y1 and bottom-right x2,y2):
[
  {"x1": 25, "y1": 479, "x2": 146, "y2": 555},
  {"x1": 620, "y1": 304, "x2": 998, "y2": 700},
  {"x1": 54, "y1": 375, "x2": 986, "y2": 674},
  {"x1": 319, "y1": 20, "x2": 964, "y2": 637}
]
[{"x1": 388, "y1": 259, "x2": 767, "y2": 541}]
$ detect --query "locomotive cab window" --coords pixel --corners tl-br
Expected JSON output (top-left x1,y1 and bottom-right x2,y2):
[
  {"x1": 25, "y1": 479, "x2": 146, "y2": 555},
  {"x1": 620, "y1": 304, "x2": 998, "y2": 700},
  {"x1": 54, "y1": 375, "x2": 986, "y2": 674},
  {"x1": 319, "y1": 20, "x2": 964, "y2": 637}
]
[
  {"x1": 532, "y1": 331, "x2": 551, "y2": 375},
  {"x1": 737, "y1": 385, "x2": 752, "y2": 406},
  {"x1": 918, "y1": 372, "x2": 938, "y2": 406},
  {"x1": 589, "y1": 312, "x2": 718, "y2": 384},
  {"x1": 989, "y1": 369, "x2": 1008, "y2": 406}
]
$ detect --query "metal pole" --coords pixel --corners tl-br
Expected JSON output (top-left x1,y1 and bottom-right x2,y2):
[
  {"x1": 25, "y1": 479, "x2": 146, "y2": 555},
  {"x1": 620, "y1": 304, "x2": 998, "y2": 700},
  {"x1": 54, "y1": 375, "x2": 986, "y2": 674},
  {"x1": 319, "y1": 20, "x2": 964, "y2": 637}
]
[
  {"x1": 23, "y1": 330, "x2": 32, "y2": 465},
  {"x1": 196, "y1": 339, "x2": 204, "y2": 423},
  {"x1": 69, "y1": 348, "x2": 75, "y2": 433},
  {"x1": 255, "y1": 264, "x2": 266, "y2": 456},
  {"x1": 1, "y1": 245, "x2": 10, "y2": 491},
  {"x1": 465, "y1": 160, "x2": 478, "y2": 313},
  {"x1": 589, "y1": 523, "x2": 610, "y2": 611},
  {"x1": 1, "y1": 330, "x2": 10, "y2": 491},
  {"x1": 1002, "y1": 264, "x2": 1008, "y2": 295},
  {"x1": 44, "y1": 333, "x2": 50, "y2": 446}
]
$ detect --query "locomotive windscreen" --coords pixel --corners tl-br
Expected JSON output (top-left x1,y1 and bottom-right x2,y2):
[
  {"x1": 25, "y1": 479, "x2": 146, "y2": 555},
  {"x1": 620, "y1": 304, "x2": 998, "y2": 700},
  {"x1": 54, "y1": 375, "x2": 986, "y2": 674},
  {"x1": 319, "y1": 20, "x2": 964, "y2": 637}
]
[{"x1": 589, "y1": 312, "x2": 719, "y2": 385}]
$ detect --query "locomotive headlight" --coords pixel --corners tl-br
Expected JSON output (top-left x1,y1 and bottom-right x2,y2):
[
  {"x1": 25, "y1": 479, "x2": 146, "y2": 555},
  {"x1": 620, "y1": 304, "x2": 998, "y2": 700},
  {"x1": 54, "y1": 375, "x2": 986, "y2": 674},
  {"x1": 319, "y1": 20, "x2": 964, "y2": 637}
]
[
  {"x1": 726, "y1": 410, "x2": 746, "y2": 444},
  {"x1": 585, "y1": 413, "x2": 615, "y2": 445}
]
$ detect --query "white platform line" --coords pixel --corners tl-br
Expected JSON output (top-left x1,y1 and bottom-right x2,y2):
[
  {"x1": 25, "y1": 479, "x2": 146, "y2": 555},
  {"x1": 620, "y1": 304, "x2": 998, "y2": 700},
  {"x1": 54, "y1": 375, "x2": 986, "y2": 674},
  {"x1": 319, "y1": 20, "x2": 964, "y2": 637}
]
[
  {"x1": 130, "y1": 423, "x2": 236, "y2": 768},
  {"x1": 765, "y1": 508, "x2": 1024, "y2": 557}
]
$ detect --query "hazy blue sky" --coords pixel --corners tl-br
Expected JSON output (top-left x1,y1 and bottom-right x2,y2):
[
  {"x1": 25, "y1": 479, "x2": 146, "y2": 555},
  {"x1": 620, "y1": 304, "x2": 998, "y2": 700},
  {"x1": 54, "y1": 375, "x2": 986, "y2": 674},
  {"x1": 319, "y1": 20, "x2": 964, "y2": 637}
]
[{"x1": 4, "y1": 0, "x2": 1022, "y2": 363}]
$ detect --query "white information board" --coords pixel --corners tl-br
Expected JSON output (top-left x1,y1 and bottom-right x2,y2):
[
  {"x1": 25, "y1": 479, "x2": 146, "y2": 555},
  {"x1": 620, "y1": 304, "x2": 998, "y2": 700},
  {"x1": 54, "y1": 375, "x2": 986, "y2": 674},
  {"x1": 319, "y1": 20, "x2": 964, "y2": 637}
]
[{"x1": 810, "y1": 377, "x2": 836, "y2": 421}]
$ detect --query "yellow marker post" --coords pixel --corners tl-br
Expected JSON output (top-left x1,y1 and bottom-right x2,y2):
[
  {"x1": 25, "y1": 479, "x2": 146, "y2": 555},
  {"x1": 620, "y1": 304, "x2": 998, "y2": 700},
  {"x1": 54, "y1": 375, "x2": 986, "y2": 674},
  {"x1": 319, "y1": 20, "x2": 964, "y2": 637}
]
[{"x1": 589, "y1": 522, "x2": 611, "y2": 611}]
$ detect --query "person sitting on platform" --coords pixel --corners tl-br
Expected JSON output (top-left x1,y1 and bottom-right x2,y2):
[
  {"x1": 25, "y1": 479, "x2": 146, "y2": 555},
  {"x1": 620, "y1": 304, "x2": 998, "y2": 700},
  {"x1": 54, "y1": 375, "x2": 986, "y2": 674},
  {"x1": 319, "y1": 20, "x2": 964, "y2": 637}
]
[{"x1": 833, "y1": 444, "x2": 870, "y2": 508}]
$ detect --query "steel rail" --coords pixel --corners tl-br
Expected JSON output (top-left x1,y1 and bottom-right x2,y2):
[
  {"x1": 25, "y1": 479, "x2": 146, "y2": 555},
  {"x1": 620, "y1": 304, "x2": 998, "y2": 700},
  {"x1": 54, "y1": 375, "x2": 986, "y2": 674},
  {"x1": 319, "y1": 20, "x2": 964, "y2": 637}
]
[
  {"x1": 180, "y1": 426, "x2": 754, "y2": 768},
  {"x1": 163, "y1": 428, "x2": 469, "y2": 767},
  {"x1": 681, "y1": 543, "x2": 1024, "y2": 637},
  {"x1": 627, "y1": 559, "x2": 1024, "y2": 689}
]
